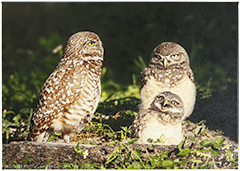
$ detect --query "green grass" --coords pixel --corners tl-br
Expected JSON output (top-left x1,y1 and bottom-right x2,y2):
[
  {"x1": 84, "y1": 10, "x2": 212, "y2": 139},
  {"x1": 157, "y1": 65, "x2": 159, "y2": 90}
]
[{"x1": 3, "y1": 119, "x2": 238, "y2": 169}]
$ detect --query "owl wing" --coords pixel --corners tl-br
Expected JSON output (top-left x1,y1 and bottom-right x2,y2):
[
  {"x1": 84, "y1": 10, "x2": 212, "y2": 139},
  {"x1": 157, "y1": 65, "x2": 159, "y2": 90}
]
[
  {"x1": 140, "y1": 66, "x2": 153, "y2": 89},
  {"x1": 187, "y1": 67, "x2": 194, "y2": 82},
  {"x1": 131, "y1": 109, "x2": 152, "y2": 137},
  {"x1": 31, "y1": 61, "x2": 88, "y2": 131}
]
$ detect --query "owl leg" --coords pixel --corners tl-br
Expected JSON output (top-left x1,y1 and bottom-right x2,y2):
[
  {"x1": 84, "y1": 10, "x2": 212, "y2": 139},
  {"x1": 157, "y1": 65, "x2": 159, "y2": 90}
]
[
  {"x1": 36, "y1": 131, "x2": 51, "y2": 142},
  {"x1": 63, "y1": 134, "x2": 70, "y2": 143}
]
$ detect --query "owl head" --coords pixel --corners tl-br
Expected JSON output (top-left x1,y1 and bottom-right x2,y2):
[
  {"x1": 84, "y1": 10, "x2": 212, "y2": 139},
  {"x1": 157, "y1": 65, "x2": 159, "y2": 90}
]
[
  {"x1": 63, "y1": 31, "x2": 104, "y2": 61},
  {"x1": 150, "y1": 42, "x2": 189, "y2": 68},
  {"x1": 150, "y1": 91, "x2": 184, "y2": 122}
]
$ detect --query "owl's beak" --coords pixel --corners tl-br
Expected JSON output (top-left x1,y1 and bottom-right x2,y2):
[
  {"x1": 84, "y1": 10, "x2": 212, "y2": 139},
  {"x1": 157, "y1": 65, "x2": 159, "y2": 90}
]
[
  {"x1": 163, "y1": 58, "x2": 168, "y2": 67},
  {"x1": 163, "y1": 101, "x2": 168, "y2": 107},
  {"x1": 163, "y1": 100, "x2": 172, "y2": 108}
]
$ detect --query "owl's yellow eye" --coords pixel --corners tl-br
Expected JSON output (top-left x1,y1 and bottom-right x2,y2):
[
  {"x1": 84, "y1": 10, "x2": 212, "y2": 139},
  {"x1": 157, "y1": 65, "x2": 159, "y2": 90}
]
[
  {"x1": 88, "y1": 42, "x2": 95, "y2": 47},
  {"x1": 155, "y1": 54, "x2": 161, "y2": 59},
  {"x1": 158, "y1": 96, "x2": 164, "y2": 101},
  {"x1": 171, "y1": 101, "x2": 179, "y2": 105},
  {"x1": 171, "y1": 54, "x2": 180, "y2": 59}
]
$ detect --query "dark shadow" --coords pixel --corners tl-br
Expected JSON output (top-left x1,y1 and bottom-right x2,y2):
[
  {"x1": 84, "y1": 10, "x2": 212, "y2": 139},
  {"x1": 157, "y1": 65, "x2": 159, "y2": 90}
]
[
  {"x1": 94, "y1": 97, "x2": 141, "y2": 132},
  {"x1": 189, "y1": 82, "x2": 238, "y2": 142}
]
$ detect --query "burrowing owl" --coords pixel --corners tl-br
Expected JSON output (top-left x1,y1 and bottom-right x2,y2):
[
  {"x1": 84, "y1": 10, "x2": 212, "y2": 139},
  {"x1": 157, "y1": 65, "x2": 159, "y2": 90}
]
[
  {"x1": 28, "y1": 31, "x2": 104, "y2": 143},
  {"x1": 140, "y1": 42, "x2": 196, "y2": 120},
  {"x1": 132, "y1": 91, "x2": 184, "y2": 145}
]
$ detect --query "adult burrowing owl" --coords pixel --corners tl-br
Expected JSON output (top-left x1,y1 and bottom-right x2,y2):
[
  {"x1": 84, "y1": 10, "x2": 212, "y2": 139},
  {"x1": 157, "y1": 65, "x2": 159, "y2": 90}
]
[
  {"x1": 132, "y1": 91, "x2": 184, "y2": 145},
  {"x1": 28, "y1": 31, "x2": 104, "y2": 143},
  {"x1": 140, "y1": 42, "x2": 196, "y2": 120}
]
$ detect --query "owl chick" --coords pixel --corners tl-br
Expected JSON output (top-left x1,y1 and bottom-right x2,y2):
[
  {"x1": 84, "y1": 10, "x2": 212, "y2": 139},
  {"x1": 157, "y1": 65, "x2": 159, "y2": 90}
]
[
  {"x1": 132, "y1": 91, "x2": 184, "y2": 145},
  {"x1": 28, "y1": 31, "x2": 104, "y2": 143},
  {"x1": 140, "y1": 42, "x2": 196, "y2": 120}
]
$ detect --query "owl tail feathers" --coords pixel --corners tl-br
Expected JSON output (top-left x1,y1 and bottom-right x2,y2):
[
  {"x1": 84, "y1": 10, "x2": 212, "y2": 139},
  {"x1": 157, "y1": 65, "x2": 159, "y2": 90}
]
[{"x1": 27, "y1": 132, "x2": 34, "y2": 141}]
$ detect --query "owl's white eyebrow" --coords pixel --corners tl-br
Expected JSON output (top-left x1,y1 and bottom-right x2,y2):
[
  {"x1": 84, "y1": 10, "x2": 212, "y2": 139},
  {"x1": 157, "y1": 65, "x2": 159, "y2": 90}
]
[{"x1": 170, "y1": 108, "x2": 181, "y2": 113}]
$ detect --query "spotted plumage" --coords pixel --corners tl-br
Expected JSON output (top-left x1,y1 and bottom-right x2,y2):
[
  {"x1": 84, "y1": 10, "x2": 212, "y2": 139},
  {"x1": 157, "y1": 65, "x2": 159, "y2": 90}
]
[{"x1": 28, "y1": 31, "x2": 104, "y2": 143}]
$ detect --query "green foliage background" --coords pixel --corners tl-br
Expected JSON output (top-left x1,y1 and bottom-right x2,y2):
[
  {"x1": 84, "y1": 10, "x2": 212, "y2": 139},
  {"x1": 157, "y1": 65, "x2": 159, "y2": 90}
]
[{"x1": 2, "y1": 3, "x2": 238, "y2": 141}]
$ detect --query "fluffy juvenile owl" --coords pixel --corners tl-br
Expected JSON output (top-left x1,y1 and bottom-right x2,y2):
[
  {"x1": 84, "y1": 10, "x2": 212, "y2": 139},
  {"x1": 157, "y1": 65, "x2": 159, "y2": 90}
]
[
  {"x1": 132, "y1": 91, "x2": 184, "y2": 145},
  {"x1": 140, "y1": 42, "x2": 196, "y2": 120},
  {"x1": 28, "y1": 31, "x2": 104, "y2": 143}
]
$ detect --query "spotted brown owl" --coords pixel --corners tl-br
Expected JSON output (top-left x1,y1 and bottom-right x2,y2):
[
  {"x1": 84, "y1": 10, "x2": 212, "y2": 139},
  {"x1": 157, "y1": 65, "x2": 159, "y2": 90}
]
[
  {"x1": 132, "y1": 91, "x2": 184, "y2": 145},
  {"x1": 139, "y1": 42, "x2": 196, "y2": 120},
  {"x1": 27, "y1": 31, "x2": 104, "y2": 143}
]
